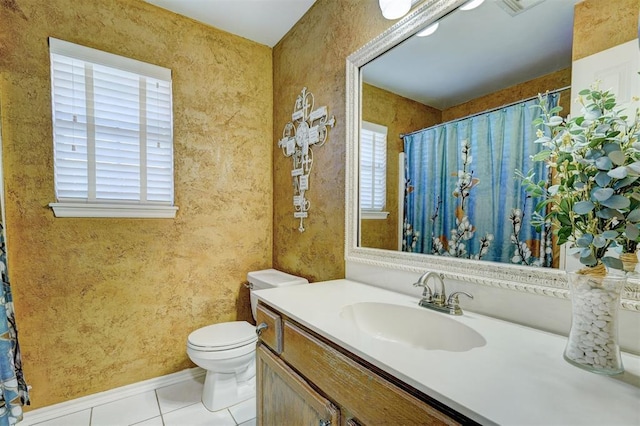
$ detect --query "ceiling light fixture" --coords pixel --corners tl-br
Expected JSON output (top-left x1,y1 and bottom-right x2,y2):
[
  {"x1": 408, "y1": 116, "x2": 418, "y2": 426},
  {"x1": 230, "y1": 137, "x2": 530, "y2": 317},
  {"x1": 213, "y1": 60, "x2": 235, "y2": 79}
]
[
  {"x1": 416, "y1": 21, "x2": 439, "y2": 37},
  {"x1": 379, "y1": 0, "x2": 411, "y2": 20},
  {"x1": 459, "y1": 0, "x2": 485, "y2": 11}
]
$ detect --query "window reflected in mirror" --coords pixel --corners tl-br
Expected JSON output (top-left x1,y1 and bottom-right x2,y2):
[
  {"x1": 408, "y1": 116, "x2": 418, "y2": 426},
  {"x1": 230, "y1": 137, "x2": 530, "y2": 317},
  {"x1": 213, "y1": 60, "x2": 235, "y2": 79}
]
[{"x1": 359, "y1": 0, "x2": 577, "y2": 268}]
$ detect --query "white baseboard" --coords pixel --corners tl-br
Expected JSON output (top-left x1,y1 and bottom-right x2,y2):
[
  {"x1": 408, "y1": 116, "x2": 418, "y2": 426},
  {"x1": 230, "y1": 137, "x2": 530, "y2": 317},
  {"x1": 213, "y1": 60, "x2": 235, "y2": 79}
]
[{"x1": 22, "y1": 367, "x2": 205, "y2": 425}]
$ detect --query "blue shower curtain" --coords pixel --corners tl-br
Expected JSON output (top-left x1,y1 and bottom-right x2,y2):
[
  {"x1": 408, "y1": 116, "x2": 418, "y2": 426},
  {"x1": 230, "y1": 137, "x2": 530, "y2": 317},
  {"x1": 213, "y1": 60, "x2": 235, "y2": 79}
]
[
  {"x1": 402, "y1": 95, "x2": 558, "y2": 266},
  {"x1": 0, "y1": 175, "x2": 29, "y2": 423}
]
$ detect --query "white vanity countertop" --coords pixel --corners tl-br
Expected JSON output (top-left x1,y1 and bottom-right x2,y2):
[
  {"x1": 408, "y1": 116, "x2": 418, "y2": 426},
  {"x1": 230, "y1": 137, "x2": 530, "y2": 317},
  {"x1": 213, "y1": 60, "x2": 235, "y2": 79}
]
[{"x1": 254, "y1": 279, "x2": 640, "y2": 425}]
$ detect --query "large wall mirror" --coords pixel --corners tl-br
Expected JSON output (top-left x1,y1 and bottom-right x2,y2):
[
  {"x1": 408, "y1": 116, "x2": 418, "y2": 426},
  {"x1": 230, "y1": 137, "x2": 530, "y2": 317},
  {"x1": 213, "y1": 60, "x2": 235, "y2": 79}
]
[{"x1": 345, "y1": 0, "x2": 640, "y2": 309}]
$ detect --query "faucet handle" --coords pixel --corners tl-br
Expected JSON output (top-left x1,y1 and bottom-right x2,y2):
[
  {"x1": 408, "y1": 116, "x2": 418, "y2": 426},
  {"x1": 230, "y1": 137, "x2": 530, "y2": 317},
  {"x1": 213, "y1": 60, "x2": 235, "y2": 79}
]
[
  {"x1": 413, "y1": 281, "x2": 433, "y2": 301},
  {"x1": 446, "y1": 291, "x2": 473, "y2": 315}
]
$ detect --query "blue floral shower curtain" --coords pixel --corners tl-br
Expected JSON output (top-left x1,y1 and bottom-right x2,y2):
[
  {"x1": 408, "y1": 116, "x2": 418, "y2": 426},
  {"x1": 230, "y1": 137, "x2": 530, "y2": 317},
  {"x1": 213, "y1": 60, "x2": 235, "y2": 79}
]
[
  {"x1": 0, "y1": 221, "x2": 29, "y2": 425},
  {"x1": 0, "y1": 118, "x2": 29, "y2": 423},
  {"x1": 402, "y1": 95, "x2": 558, "y2": 266}
]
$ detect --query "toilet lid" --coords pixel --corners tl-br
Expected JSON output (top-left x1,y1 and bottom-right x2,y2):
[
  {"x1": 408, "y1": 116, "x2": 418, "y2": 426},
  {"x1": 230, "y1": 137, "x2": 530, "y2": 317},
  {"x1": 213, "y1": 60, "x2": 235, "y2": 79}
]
[{"x1": 187, "y1": 321, "x2": 257, "y2": 351}]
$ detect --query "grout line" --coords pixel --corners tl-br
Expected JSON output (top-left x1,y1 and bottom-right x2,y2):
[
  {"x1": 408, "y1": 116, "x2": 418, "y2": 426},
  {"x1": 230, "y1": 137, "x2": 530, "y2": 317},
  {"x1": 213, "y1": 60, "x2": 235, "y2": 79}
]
[
  {"x1": 154, "y1": 390, "x2": 165, "y2": 426},
  {"x1": 227, "y1": 408, "x2": 238, "y2": 425}
]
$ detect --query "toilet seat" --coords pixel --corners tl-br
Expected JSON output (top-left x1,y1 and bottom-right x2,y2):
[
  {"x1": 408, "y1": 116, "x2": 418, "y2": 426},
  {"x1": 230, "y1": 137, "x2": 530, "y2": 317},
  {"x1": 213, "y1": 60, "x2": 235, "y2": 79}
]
[{"x1": 187, "y1": 321, "x2": 257, "y2": 352}]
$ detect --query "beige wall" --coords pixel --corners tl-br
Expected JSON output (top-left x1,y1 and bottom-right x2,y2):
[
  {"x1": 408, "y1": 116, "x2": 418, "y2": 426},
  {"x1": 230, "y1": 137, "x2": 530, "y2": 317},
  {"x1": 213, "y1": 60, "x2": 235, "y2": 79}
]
[
  {"x1": 0, "y1": 0, "x2": 272, "y2": 409},
  {"x1": 272, "y1": 0, "x2": 393, "y2": 282},
  {"x1": 442, "y1": 69, "x2": 572, "y2": 122},
  {"x1": 573, "y1": 0, "x2": 639, "y2": 61},
  {"x1": 360, "y1": 83, "x2": 440, "y2": 250}
]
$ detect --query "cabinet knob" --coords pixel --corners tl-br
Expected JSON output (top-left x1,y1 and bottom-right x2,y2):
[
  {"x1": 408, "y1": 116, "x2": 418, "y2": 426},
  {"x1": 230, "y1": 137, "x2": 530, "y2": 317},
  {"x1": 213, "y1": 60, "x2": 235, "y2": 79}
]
[{"x1": 256, "y1": 322, "x2": 268, "y2": 336}]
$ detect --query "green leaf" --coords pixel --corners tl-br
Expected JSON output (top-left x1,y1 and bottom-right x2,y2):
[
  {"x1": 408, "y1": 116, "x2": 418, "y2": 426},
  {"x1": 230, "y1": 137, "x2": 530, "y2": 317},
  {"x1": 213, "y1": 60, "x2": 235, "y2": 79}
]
[
  {"x1": 602, "y1": 230, "x2": 619, "y2": 239},
  {"x1": 532, "y1": 150, "x2": 552, "y2": 161},
  {"x1": 626, "y1": 223, "x2": 640, "y2": 241},
  {"x1": 573, "y1": 201, "x2": 595, "y2": 215},
  {"x1": 535, "y1": 199, "x2": 552, "y2": 212},
  {"x1": 592, "y1": 187, "x2": 614, "y2": 202},
  {"x1": 579, "y1": 89, "x2": 591, "y2": 95},
  {"x1": 596, "y1": 208, "x2": 624, "y2": 220},
  {"x1": 602, "y1": 256, "x2": 623, "y2": 270},
  {"x1": 603, "y1": 143, "x2": 621, "y2": 154},
  {"x1": 608, "y1": 150, "x2": 626, "y2": 165},
  {"x1": 614, "y1": 176, "x2": 639, "y2": 190},
  {"x1": 595, "y1": 156, "x2": 613, "y2": 170},
  {"x1": 627, "y1": 161, "x2": 640, "y2": 174},
  {"x1": 589, "y1": 137, "x2": 607, "y2": 148},
  {"x1": 595, "y1": 171, "x2": 612, "y2": 187},
  {"x1": 593, "y1": 235, "x2": 606, "y2": 248},
  {"x1": 627, "y1": 209, "x2": 640, "y2": 223},
  {"x1": 577, "y1": 234, "x2": 593, "y2": 247},
  {"x1": 580, "y1": 252, "x2": 597, "y2": 267},
  {"x1": 600, "y1": 195, "x2": 630, "y2": 209},
  {"x1": 558, "y1": 226, "x2": 572, "y2": 241},
  {"x1": 549, "y1": 106, "x2": 564, "y2": 114},
  {"x1": 557, "y1": 214, "x2": 572, "y2": 226},
  {"x1": 607, "y1": 165, "x2": 628, "y2": 179}
]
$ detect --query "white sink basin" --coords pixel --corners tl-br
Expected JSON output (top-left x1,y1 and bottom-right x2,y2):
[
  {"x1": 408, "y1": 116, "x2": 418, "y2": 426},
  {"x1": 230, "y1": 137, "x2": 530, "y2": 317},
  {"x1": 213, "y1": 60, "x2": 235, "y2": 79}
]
[{"x1": 340, "y1": 302, "x2": 486, "y2": 352}]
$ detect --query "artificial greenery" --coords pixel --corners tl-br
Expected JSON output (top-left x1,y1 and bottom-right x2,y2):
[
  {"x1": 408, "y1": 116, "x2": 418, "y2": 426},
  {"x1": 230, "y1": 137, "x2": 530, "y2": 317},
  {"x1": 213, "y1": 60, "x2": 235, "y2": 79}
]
[{"x1": 520, "y1": 83, "x2": 640, "y2": 270}]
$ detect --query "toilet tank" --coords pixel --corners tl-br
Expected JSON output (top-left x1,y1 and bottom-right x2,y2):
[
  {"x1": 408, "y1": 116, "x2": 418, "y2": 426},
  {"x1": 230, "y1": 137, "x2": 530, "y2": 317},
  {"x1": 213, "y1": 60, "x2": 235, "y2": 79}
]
[{"x1": 248, "y1": 269, "x2": 308, "y2": 320}]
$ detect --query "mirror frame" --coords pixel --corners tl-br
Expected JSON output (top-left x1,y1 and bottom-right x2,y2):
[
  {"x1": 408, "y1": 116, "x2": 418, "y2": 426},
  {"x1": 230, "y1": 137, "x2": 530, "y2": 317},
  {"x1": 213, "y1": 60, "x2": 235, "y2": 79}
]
[{"x1": 345, "y1": 0, "x2": 640, "y2": 311}]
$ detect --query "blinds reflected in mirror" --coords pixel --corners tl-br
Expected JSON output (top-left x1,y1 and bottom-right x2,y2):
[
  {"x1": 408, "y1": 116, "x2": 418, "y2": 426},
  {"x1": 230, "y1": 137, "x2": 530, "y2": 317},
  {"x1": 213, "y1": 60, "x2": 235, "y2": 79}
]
[{"x1": 360, "y1": 121, "x2": 388, "y2": 212}]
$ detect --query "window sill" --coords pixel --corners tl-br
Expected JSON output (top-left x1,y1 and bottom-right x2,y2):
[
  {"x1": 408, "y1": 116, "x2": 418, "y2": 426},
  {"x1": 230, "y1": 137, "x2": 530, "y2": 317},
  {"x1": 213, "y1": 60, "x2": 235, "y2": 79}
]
[
  {"x1": 49, "y1": 202, "x2": 178, "y2": 218},
  {"x1": 361, "y1": 211, "x2": 389, "y2": 220}
]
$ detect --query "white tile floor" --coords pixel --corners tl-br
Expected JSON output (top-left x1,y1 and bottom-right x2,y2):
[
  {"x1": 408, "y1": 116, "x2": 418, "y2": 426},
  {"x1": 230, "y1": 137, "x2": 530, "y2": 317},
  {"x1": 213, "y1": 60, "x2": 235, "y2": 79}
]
[{"x1": 30, "y1": 374, "x2": 256, "y2": 426}]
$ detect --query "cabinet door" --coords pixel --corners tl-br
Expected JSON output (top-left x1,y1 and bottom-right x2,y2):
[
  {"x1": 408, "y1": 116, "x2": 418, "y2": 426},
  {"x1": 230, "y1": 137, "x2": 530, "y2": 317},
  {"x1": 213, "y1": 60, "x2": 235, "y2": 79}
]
[
  {"x1": 282, "y1": 321, "x2": 459, "y2": 425},
  {"x1": 257, "y1": 344, "x2": 339, "y2": 426}
]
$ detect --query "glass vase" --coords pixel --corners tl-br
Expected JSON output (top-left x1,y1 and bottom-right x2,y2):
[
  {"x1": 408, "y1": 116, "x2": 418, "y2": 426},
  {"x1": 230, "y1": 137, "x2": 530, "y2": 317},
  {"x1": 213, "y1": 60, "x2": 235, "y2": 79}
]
[{"x1": 563, "y1": 271, "x2": 625, "y2": 375}]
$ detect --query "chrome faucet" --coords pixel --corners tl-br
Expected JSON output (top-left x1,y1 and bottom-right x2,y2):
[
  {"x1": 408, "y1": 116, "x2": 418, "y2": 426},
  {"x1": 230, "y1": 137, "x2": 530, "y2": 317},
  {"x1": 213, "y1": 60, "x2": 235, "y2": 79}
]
[{"x1": 412, "y1": 272, "x2": 473, "y2": 315}]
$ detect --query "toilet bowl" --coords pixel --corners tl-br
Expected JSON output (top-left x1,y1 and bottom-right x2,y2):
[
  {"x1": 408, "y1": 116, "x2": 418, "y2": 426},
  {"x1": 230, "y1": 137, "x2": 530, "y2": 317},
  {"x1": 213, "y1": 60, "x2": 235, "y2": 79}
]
[{"x1": 187, "y1": 269, "x2": 308, "y2": 412}]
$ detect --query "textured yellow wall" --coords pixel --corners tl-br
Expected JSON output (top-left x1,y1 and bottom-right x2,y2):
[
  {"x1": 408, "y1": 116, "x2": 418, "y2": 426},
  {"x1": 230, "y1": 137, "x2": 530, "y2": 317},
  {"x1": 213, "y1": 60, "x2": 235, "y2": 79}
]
[
  {"x1": 442, "y1": 69, "x2": 572, "y2": 122},
  {"x1": 573, "y1": 0, "x2": 640, "y2": 61},
  {"x1": 272, "y1": 0, "x2": 392, "y2": 282},
  {"x1": 0, "y1": 0, "x2": 272, "y2": 409},
  {"x1": 360, "y1": 83, "x2": 441, "y2": 251}
]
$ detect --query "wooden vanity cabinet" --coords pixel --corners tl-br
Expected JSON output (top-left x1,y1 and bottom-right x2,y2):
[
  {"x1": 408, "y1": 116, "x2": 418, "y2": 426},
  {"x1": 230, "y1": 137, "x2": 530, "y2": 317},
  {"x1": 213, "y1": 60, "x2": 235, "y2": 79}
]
[
  {"x1": 256, "y1": 302, "x2": 469, "y2": 426},
  {"x1": 257, "y1": 345, "x2": 339, "y2": 426}
]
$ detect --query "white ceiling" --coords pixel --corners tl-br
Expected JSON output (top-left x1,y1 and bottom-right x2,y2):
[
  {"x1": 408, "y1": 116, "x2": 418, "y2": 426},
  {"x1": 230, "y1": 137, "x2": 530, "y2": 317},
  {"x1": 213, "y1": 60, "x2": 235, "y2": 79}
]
[
  {"x1": 142, "y1": 0, "x2": 579, "y2": 110},
  {"x1": 143, "y1": 0, "x2": 317, "y2": 47},
  {"x1": 363, "y1": 0, "x2": 579, "y2": 109}
]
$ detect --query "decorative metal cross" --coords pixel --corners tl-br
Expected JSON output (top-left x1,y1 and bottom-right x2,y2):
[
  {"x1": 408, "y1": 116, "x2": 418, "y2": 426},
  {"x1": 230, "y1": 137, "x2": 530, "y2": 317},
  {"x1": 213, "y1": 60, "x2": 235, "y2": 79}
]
[{"x1": 278, "y1": 87, "x2": 335, "y2": 232}]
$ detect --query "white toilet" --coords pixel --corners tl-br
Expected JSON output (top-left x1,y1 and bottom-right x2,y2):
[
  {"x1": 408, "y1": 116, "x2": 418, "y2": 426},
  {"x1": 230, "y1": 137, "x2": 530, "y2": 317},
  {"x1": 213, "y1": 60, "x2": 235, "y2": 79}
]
[{"x1": 186, "y1": 269, "x2": 308, "y2": 411}]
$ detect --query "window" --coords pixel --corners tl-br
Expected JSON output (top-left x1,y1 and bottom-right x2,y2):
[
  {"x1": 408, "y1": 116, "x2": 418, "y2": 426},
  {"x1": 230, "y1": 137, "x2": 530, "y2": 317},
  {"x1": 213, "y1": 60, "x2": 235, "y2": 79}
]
[
  {"x1": 360, "y1": 121, "x2": 388, "y2": 219},
  {"x1": 48, "y1": 38, "x2": 177, "y2": 218}
]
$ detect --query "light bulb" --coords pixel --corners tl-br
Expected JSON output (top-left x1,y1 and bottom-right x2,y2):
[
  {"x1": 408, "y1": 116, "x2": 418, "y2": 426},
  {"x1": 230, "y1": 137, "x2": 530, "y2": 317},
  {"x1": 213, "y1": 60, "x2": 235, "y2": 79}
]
[
  {"x1": 379, "y1": 0, "x2": 411, "y2": 20},
  {"x1": 416, "y1": 21, "x2": 439, "y2": 37},
  {"x1": 459, "y1": 0, "x2": 485, "y2": 11}
]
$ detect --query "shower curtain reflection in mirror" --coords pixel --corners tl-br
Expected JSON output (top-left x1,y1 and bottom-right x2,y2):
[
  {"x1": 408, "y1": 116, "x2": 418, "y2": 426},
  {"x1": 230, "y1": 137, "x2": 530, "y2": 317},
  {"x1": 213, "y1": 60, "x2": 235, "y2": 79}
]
[{"x1": 402, "y1": 94, "x2": 559, "y2": 267}]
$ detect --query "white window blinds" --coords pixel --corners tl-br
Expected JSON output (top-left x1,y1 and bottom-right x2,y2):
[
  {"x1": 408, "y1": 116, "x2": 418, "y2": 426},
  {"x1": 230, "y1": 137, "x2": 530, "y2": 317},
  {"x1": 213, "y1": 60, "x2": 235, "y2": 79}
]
[
  {"x1": 49, "y1": 38, "x2": 175, "y2": 215},
  {"x1": 360, "y1": 121, "x2": 387, "y2": 211}
]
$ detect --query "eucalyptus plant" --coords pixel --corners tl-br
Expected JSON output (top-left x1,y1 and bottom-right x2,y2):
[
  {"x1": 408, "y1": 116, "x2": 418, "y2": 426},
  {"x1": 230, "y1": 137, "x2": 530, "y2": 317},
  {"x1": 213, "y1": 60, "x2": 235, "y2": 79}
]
[{"x1": 520, "y1": 83, "x2": 640, "y2": 270}]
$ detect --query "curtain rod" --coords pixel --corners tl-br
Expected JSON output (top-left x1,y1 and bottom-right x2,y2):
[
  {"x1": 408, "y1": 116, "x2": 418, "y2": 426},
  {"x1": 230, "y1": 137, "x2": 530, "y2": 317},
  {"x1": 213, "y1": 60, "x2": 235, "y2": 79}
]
[{"x1": 399, "y1": 85, "x2": 571, "y2": 139}]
